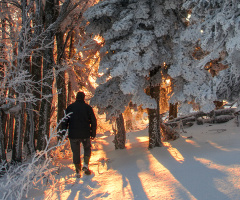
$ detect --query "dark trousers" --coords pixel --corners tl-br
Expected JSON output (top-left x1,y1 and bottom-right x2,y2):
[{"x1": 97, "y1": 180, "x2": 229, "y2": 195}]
[{"x1": 69, "y1": 138, "x2": 91, "y2": 164}]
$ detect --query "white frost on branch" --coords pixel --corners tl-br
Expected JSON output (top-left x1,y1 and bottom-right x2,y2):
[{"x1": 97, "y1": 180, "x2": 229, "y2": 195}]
[
  {"x1": 0, "y1": 114, "x2": 70, "y2": 200},
  {"x1": 85, "y1": 0, "x2": 182, "y2": 118}
]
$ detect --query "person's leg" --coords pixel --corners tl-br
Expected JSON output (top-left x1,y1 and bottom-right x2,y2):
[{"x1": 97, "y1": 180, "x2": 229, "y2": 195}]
[
  {"x1": 70, "y1": 139, "x2": 81, "y2": 177},
  {"x1": 82, "y1": 138, "x2": 92, "y2": 175}
]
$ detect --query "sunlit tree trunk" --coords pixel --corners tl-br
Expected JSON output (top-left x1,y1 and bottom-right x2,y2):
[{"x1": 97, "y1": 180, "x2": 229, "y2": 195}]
[
  {"x1": 67, "y1": 31, "x2": 75, "y2": 106},
  {"x1": 37, "y1": 0, "x2": 55, "y2": 150},
  {"x1": 56, "y1": 0, "x2": 67, "y2": 129},
  {"x1": 114, "y1": 113, "x2": 126, "y2": 149},
  {"x1": 169, "y1": 103, "x2": 178, "y2": 120},
  {"x1": 124, "y1": 105, "x2": 133, "y2": 131}
]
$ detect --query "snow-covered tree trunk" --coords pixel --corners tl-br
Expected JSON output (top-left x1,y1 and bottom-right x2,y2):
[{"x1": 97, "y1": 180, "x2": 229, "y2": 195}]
[
  {"x1": 148, "y1": 69, "x2": 162, "y2": 148},
  {"x1": 37, "y1": 0, "x2": 55, "y2": 150},
  {"x1": 115, "y1": 113, "x2": 126, "y2": 149},
  {"x1": 148, "y1": 100, "x2": 162, "y2": 148}
]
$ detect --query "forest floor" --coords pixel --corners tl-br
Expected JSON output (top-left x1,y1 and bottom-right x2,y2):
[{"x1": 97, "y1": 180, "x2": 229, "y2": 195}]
[{"x1": 21, "y1": 119, "x2": 240, "y2": 199}]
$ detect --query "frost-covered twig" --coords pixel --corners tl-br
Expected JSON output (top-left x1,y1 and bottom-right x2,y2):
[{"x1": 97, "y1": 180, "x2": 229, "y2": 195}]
[{"x1": 0, "y1": 114, "x2": 70, "y2": 200}]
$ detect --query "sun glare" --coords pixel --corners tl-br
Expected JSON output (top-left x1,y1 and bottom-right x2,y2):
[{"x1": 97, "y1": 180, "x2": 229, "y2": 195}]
[
  {"x1": 186, "y1": 14, "x2": 191, "y2": 21},
  {"x1": 136, "y1": 136, "x2": 149, "y2": 143},
  {"x1": 94, "y1": 35, "x2": 104, "y2": 44}
]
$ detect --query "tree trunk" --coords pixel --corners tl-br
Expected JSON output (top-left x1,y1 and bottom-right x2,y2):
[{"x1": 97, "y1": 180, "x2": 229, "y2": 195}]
[
  {"x1": 12, "y1": 103, "x2": 25, "y2": 162},
  {"x1": 169, "y1": 103, "x2": 178, "y2": 120},
  {"x1": 7, "y1": 17, "x2": 17, "y2": 151},
  {"x1": 67, "y1": 31, "x2": 75, "y2": 106},
  {"x1": 148, "y1": 101, "x2": 162, "y2": 148},
  {"x1": 37, "y1": 0, "x2": 55, "y2": 150},
  {"x1": 67, "y1": 80, "x2": 72, "y2": 106},
  {"x1": 7, "y1": 114, "x2": 14, "y2": 151},
  {"x1": 124, "y1": 106, "x2": 133, "y2": 131},
  {"x1": 160, "y1": 121, "x2": 179, "y2": 141},
  {"x1": 24, "y1": 103, "x2": 35, "y2": 156},
  {"x1": 114, "y1": 113, "x2": 126, "y2": 149},
  {"x1": 148, "y1": 69, "x2": 162, "y2": 149},
  {"x1": 0, "y1": 3, "x2": 8, "y2": 158},
  {"x1": 214, "y1": 101, "x2": 224, "y2": 110},
  {"x1": 32, "y1": 0, "x2": 44, "y2": 147},
  {"x1": 0, "y1": 110, "x2": 7, "y2": 163},
  {"x1": 12, "y1": 0, "x2": 29, "y2": 162},
  {"x1": 56, "y1": 26, "x2": 66, "y2": 128}
]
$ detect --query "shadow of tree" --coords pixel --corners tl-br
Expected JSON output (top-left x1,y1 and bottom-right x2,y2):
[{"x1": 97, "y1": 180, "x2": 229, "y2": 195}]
[{"x1": 150, "y1": 139, "x2": 232, "y2": 200}]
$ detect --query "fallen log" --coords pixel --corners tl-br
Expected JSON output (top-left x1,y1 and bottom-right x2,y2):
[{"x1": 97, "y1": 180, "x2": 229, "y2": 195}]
[
  {"x1": 197, "y1": 115, "x2": 235, "y2": 125},
  {"x1": 166, "y1": 116, "x2": 196, "y2": 127},
  {"x1": 210, "y1": 108, "x2": 236, "y2": 117},
  {"x1": 167, "y1": 108, "x2": 236, "y2": 126},
  {"x1": 161, "y1": 122, "x2": 180, "y2": 141}
]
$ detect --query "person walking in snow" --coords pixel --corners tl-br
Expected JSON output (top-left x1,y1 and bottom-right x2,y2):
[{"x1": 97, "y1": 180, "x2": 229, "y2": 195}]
[{"x1": 61, "y1": 91, "x2": 97, "y2": 178}]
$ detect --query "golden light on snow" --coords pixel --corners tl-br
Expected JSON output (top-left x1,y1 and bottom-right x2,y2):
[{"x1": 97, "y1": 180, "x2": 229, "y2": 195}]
[
  {"x1": 163, "y1": 142, "x2": 185, "y2": 163},
  {"x1": 207, "y1": 140, "x2": 231, "y2": 152},
  {"x1": 136, "y1": 136, "x2": 149, "y2": 143},
  {"x1": 138, "y1": 154, "x2": 196, "y2": 200},
  {"x1": 185, "y1": 139, "x2": 201, "y2": 147}
]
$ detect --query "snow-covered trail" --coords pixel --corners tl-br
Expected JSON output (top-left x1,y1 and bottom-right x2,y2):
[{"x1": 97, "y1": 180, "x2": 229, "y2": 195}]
[{"x1": 28, "y1": 120, "x2": 240, "y2": 200}]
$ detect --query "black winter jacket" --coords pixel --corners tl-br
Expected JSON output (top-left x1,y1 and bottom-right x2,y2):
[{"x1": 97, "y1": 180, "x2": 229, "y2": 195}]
[{"x1": 62, "y1": 100, "x2": 97, "y2": 139}]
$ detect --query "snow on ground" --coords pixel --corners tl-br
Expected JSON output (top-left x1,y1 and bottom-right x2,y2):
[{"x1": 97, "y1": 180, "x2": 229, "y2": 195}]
[{"x1": 26, "y1": 119, "x2": 240, "y2": 200}]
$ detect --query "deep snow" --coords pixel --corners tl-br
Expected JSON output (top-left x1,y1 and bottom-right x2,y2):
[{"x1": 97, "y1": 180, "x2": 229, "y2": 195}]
[{"x1": 24, "y1": 119, "x2": 240, "y2": 199}]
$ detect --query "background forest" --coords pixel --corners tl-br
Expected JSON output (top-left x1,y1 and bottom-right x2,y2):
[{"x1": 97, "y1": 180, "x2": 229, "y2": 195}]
[{"x1": 0, "y1": 0, "x2": 240, "y2": 199}]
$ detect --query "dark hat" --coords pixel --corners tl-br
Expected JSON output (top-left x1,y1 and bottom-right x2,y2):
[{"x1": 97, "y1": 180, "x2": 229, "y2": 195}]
[{"x1": 76, "y1": 92, "x2": 85, "y2": 100}]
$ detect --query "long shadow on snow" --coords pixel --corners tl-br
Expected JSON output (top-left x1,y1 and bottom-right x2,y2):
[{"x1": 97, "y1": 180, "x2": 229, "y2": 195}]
[
  {"x1": 102, "y1": 138, "x2": 150, "y2": 200},
  {"x1": 150, "y1": 138, "x2": 231, "y2": 200},
  {"x1": 66, "y1": 172, "x2": 109, "y2": 200}
]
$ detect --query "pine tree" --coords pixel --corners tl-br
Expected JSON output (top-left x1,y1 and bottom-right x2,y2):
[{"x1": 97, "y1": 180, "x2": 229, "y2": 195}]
[
  {"x1": 85, "y1": 0, "x2": 185, "y2": 148},
  {"x1": 169, "y1": 0, "x2": 240, "y2": 113}
]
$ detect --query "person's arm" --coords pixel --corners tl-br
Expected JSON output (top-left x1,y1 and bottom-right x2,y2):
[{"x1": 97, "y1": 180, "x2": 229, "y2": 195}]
[{"x1": 89, "y1": 107, "x2": 97, "y2": 138}]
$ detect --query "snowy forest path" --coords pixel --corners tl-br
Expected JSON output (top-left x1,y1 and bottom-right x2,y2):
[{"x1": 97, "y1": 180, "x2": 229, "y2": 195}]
[{"x1": 26, "y1": 121, "x2": 240, "y2": 199}]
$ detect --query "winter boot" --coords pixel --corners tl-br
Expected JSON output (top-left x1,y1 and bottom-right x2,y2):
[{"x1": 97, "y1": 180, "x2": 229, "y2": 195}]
[
  {"x1": 74, "y1": 164, "x2": 81, "y2": 178},
  {"x1": 82, "y1": 156, "x2": 91, "y2": 175}
]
